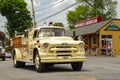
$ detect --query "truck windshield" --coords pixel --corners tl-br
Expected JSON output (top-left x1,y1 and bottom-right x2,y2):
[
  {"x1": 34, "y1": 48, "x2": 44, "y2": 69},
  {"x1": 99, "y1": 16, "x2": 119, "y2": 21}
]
[{"x1": 38, "y1": 28, "x2": 65, "y2": 37}]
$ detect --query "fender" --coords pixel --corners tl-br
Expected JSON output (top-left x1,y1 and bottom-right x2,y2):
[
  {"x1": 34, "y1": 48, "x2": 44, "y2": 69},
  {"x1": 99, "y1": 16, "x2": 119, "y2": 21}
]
[{"x1": 13, "y1": 48, "x2": 22, "y2": 59}]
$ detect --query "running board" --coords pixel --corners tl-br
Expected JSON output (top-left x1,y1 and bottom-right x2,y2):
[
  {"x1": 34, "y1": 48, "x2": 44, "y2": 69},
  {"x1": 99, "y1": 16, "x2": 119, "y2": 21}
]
[{"x1": 17, "y1": 59, "x2": 33, "y2": 63}]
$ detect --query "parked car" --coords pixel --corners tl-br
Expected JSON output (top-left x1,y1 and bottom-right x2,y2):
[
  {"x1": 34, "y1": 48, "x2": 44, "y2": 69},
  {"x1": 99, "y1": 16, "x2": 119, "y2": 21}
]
[
  {"x1": 0, "y1": 48, "x2": 12, "y2": 61},
  {"x1": 0, "y1": 49, "x2": 5, "y2": 61},
  {"x1": 5, "y1": 51, "x2": 12, "y2": 58}
]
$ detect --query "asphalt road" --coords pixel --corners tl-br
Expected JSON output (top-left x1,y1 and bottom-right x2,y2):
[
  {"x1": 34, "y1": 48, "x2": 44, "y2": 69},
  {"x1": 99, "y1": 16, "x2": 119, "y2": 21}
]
[{"x1": 0, "y1": 56, "x2": 120, "y2": 80}]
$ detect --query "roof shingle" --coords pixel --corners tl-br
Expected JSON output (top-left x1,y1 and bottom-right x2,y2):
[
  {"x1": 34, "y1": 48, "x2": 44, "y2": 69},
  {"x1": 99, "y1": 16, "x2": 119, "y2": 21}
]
[{"x1": 66, "y1": 20, "x2": 111, "y2": 36}]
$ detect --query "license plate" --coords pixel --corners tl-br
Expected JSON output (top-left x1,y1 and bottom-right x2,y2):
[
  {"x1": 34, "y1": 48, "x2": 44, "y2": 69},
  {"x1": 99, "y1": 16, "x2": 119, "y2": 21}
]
[{"x1": 62, "y1": 56, "x2": 69, "y2": 59}]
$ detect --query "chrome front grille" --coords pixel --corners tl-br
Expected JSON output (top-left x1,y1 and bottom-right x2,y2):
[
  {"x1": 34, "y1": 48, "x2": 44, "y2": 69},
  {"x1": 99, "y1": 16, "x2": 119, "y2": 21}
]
[
  {"x1": 48, "y1": 45, "x2": 78, "y2": 57},
  {"x1": 49, "y1": 45, "x2": 77, "y2": 55}
]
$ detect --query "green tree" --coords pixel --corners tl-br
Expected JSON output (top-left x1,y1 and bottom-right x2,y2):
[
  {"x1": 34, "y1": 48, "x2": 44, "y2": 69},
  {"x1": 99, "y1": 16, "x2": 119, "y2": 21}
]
[
  {"x1": 76, "y1": 0, "x2": 118, "y2": 20},
  {"x1": 67, "y1": 0, "x2": 118, "y2": 29},
  {"x1": 67, "y1": 5, "x2": 91, "y2": 29},
  {"x1": 0, "y1": 31, "x2": 5, "y2": 41},
  {"x1": 53, "y1": 22, "x2": 64, "y2": 27},
  {"x1": 0, "y1": 0, "x2": 32, "y2": 37}
]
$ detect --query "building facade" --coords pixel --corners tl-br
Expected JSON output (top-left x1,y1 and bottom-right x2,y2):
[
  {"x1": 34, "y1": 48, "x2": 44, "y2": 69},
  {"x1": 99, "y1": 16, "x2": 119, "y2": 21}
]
[{"x1": 66, "y1": 19, "x2": 120, "y2": 56}]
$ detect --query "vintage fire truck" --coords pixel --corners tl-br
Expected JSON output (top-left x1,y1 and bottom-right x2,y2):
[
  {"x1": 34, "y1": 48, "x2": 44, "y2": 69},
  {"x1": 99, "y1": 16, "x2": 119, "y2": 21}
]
[{"x1": 11, "y1": 26, "x2": 86, "y2": 72}]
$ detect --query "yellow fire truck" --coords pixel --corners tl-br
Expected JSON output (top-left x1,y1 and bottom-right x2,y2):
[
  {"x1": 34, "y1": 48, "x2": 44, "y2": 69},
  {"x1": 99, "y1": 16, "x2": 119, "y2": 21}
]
[{"x1": 11, "y1": 26, "x2": 86, "y2": 72}]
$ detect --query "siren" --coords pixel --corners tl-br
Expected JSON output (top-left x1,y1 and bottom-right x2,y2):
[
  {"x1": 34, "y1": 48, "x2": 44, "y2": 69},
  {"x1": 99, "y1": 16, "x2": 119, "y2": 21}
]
[{"x1": 49, "y1": 21, "x2": 53, "y2": 26}]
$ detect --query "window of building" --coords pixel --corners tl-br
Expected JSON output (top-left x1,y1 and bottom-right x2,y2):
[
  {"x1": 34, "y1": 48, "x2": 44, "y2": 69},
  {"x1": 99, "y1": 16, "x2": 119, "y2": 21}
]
[
  {"x1": 101, "y1": 35, "x2": 112, "y2": 47},
  {"x1": 92, "y1": 37, "x2": 97, "y2": 44},
  {"x1": 101, "y1": 35, "x2": 113, "y2": 55}
]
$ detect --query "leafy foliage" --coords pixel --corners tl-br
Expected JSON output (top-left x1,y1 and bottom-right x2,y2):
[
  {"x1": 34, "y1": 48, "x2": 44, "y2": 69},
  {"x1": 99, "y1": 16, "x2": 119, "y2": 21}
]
[
  {"x1": 0, "y1": 0, "x2": 32, "y2": 37},
  {"x1": 0, "y1": 31, "x2": 5, "y2": 41},
  {"x1": 67, "y1": 0, "x2": 118, "y2": 29},
  {"x1": 53, "y1": 22, "x2": 64, "y2": 27},
  {"x1": 67, "y1": 5, "x2": 91, "y2": 29},
  {"x1": 76, "y1": 0, "x2": 118, "y2": 20}
]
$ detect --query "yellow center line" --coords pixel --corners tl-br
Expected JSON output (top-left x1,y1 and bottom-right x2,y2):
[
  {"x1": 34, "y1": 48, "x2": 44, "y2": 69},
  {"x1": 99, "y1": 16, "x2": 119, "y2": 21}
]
[
  {"x1": 76, "y1": 74, "x2": 97, "y2": 80},
  {"x1": 57, "y1": 72, "x2": 97, "y2": 80}
]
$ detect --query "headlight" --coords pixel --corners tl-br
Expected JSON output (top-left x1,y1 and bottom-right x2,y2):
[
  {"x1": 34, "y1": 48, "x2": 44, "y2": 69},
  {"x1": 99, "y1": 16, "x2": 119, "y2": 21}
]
[
  {"x1": 79, "y1": 43, "x2": 83, "y2": 48},
  {"x1": 43, "y1": 43, "x2": 49, "y2": 48}
]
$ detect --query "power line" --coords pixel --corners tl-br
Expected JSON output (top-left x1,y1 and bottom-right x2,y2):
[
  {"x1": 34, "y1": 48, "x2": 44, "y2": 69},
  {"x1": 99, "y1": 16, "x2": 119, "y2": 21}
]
[
  {"x1": 41, "y1": 0, "x2": 52, "y2": 5},
  {"x1": 36, "y1": 2, "x2": 78, "y2": 23},
  {"x1": 35, "y1": 0, "x2": 65, "y2": 12}
]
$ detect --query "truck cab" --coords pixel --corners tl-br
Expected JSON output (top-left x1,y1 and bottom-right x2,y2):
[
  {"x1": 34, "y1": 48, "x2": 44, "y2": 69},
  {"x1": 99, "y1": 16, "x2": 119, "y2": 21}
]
[{"x1": 12, "y1": 26, "x2": 86, "y2": 72}]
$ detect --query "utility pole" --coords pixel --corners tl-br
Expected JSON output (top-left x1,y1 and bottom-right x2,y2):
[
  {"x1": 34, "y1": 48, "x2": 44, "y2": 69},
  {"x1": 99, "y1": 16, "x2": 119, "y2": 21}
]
[{"x1": 31, "y1": 0, "x2": 36, "y2": 27}]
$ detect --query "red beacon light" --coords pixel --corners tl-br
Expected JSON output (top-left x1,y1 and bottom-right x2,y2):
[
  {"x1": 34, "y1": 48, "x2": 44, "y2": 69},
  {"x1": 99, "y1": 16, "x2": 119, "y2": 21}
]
[{"x1": 49, "y1": 22, "x2": 53, "y2": 26}]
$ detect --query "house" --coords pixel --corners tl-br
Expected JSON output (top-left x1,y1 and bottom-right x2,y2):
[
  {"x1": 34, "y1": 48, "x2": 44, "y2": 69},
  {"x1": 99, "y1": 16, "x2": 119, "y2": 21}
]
[{"x1": 66, "y1": 19, "x2": 120, "y2": 56}]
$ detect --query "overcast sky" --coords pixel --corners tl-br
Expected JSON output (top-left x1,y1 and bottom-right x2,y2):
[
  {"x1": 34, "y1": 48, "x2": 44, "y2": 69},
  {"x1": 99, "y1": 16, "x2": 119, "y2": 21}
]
[{"x1": 0, "y1": 0, "x2": 120, "y2": 31}]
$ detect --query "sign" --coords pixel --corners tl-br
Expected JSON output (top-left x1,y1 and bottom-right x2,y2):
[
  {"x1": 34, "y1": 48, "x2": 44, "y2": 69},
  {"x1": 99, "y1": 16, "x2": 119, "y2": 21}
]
[
  {"x1": 75, "y1": 16, "x2": 102, "y2": 28},
  {"x1": 105, "y1": 22, "x2": 120, "y2": 31}
]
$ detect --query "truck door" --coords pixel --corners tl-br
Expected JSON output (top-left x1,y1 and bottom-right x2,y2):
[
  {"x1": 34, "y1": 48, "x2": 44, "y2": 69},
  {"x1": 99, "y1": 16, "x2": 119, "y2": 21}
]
[{"x1": 27, "y1": 30, "x2": 35, "y2": 59}]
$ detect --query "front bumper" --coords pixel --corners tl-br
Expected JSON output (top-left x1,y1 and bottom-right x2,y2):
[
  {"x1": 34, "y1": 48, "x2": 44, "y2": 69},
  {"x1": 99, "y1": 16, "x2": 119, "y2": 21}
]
[{"x1": 41, "y1": 56, "x2": 86, "y2": 63}]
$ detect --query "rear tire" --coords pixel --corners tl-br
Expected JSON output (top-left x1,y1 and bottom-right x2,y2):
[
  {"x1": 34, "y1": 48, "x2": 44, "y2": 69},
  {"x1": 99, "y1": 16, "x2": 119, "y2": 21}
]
[
  {"x1": 13, "y1": 53, "x2": 25, "y2": 68},
  {"x1": 35, "y1": 52, "x2": 45, "y2": 72},
  {"x1": 71, "y1": 62, "x2": 83, "y2": 71}
]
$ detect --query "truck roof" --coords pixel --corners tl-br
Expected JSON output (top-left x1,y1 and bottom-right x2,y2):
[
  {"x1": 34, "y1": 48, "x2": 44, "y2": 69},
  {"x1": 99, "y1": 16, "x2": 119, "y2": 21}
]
[{"x1": 33, "y1": 26, "x2": 64, "y2": 30}]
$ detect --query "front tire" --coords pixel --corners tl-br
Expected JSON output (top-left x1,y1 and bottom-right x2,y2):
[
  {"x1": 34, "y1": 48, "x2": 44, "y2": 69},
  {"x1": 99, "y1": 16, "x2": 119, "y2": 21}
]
[
  {"x1": 13, "y1": 53, "x2": 25, "y2": 68},
  {"x1": 35, "y1": 52, "x2": 45, "y2": 72},
  {"x1": 71, "y1": 62, "x2": 83, "y2": 71}
]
